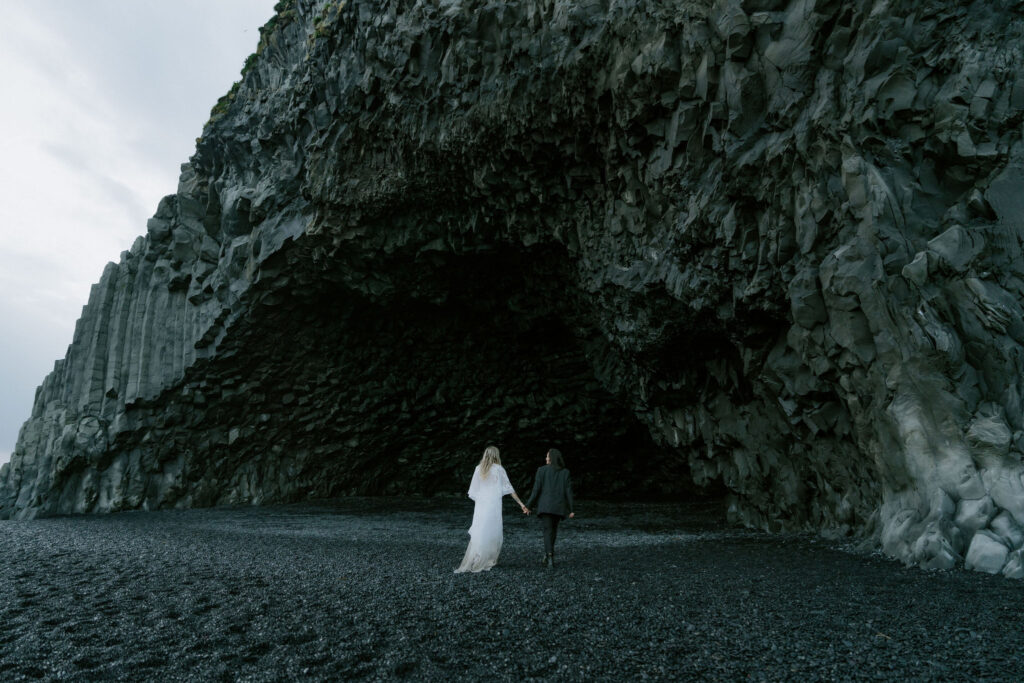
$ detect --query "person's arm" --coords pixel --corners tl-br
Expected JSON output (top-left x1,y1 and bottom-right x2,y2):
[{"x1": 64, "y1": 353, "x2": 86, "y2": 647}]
[
  {"x1": 566, "y1": 470, "x2": 574, "y2": 518},
  {"x1": 524, "y1": 468, "x2": 542, "y2": 514},
  {"x1": 500, "y1": 467, "x2": 528, "y2": 513},
  {"x1": 467, "y1": 466, "x2": 481, "y2": 501}
]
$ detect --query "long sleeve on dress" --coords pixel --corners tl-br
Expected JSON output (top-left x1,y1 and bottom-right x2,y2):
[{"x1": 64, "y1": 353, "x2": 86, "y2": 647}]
[
  {"x1": 467, "y1": 466, "x2": 482, "y2": 501},
  {"x1": 497, "y1": 466, "x2": 515, "y2": 496}
]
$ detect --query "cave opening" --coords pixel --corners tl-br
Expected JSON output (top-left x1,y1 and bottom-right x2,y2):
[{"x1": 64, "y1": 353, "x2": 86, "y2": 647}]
[{"x1": 193, "y1": 239, "x2": 724, "y2": 505}]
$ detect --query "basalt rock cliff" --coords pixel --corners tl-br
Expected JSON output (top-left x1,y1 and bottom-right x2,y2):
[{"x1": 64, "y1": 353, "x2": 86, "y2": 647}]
[{"x1": 4, "y1": 0, "x2": 1024, "y2": 575}]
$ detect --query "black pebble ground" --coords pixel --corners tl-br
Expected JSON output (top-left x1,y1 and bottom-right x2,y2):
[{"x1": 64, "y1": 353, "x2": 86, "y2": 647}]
[{"x1": 2, "y1": 498, "x2": 1023, "y2": 681}]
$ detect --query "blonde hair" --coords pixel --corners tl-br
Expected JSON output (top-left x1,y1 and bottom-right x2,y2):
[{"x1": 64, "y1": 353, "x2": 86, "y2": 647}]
[{"x1": 479, "y1": 446, "x2": 501, "y2": 478}]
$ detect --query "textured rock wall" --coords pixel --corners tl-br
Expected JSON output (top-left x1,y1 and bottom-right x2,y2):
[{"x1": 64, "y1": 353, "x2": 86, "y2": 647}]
[{"x1": 4, "y1": 0, "x2": 1024, "y2": 576}]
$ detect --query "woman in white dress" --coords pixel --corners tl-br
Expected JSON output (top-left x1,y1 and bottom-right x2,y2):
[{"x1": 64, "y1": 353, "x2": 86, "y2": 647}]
[{"x1": 455, "y1": 446, "x2": 528, "y2": 573}]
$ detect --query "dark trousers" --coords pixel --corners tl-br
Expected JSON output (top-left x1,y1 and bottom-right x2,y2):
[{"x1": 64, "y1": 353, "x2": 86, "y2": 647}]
[{"x1": 539, "y1": 513, "x2": 562, "y2": 556}]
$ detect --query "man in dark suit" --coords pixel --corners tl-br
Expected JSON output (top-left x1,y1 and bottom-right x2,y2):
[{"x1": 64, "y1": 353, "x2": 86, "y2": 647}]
[{"x1": 524, "y1": 448, "x2": 574, "y2": 568}]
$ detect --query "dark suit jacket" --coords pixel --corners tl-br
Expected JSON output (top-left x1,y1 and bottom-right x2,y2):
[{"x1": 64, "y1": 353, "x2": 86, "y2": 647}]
[{"x1": 525, "y1": 465, "x2": 574, "y2": 517}]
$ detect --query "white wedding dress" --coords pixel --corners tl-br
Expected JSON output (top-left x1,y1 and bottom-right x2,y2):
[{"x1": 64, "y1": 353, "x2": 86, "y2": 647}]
[{"x1": 455, "y1": 464, "x2": 516, "y2": 573}]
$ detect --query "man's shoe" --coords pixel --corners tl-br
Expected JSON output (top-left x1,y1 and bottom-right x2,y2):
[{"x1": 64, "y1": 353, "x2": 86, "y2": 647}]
[{"x1": 544, "y1": 553, "x2": 553, "y2": 568}]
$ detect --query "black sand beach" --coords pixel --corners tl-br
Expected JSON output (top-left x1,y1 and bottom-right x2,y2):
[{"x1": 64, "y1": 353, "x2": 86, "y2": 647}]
[{"x1": 2, "y1": 498, "x2": 1023, "y2": 681}]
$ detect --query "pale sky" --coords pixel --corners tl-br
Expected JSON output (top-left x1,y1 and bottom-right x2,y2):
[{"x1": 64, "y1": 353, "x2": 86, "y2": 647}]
[{"x1": 0, "y1": 1, "x2": 279, "y2": 465}]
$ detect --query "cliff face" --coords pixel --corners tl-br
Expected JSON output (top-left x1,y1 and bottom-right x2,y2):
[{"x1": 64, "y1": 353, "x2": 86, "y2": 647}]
[{"x1": 3, "y1": 0, "x2": 1024, "y2": 575}]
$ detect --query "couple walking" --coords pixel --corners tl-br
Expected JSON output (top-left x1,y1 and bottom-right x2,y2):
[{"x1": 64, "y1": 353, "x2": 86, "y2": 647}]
[{"x1": 454, "y1": 446, "x2": 574, "y2": 573}]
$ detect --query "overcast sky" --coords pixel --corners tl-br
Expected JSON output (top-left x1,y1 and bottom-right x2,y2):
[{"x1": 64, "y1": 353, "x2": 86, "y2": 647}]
[{"x1": 0, "y1": 1, "x2": 278, "y2": 466}]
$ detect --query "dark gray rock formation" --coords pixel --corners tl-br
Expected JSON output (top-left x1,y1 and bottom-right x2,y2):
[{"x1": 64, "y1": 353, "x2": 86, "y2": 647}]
[{"x1": 3, "y1": 0, "x2": 1024, "y2": 576}]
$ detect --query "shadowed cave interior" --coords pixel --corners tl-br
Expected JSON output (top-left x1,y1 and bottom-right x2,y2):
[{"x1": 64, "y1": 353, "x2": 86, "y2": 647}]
[{"x1": 103, "y1": 239, "x2": 731, "y2": 509}]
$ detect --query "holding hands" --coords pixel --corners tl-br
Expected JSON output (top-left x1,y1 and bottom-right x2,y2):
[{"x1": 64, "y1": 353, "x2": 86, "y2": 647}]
[{"x1": 511, "y1": 492, "x2": 529, "y2": 515}]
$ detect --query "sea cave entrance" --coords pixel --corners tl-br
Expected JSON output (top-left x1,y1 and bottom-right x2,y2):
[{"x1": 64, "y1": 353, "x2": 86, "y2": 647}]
[{"x1": 190, "y1": 238, "x2": 720, "y2": 504}]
